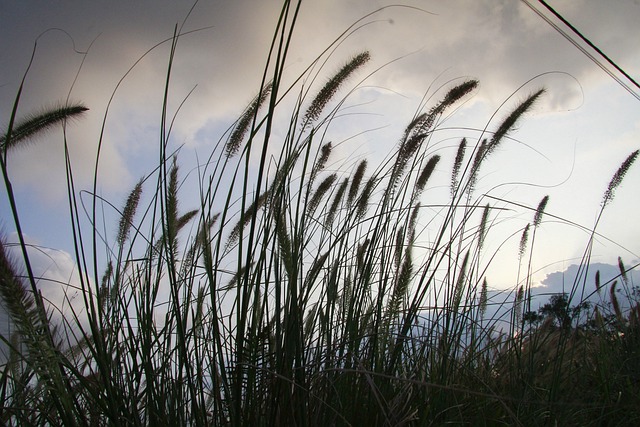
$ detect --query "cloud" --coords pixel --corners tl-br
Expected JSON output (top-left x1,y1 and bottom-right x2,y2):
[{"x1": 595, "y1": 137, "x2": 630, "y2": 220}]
[
  {"x1": 2, "y1": 0, "x2": 638, "y2": 203},
  {"x1": 536, "y1": 260, "x2": 640, "y2": 306}
]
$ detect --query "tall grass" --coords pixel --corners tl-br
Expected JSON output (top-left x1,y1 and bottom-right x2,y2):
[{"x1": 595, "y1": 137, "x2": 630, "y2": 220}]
[{"x1": 1, "y1": 2, "x2": 639, "y2": 425}]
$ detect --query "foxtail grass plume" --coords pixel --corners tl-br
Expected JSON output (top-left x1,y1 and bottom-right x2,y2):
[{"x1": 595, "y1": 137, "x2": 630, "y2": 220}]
[
  {"x1": 195, "y1": 213, "x2": 220, "y2": 248},
  {"x1": 310, "y1": 142, "x2": 332, "y2": 182},
  {"x1": 409, "y1": 203, "x2": 420, "y2": 235},
  {"x1": 404, "y1": 80, "x2": 478, "y2": 139},
  {"x1": 602, "y1": 149, "x2": 639, "y2": 207},
  {"x1": 389, "y1": 229, "x2": 415, "y2": 320},
  {"x1": 276, "y1": 213, "x2": 295, "y2": 279},
  {"x1": 453, "y1": 250, "x2": 470, "y2": 309},
  {"x1": 303, "y1": 52, "x2": 371, "y2": 125},
  {"x1": 394, "y1": 226, "x2": 405, "y2": 269},
  {"x1": 415, "y1": 154, "x2": 440, "y2": 194},
  {"x1": 306, "y1": 251, "x2": 331, "y2": 289},
  {"x1": 116, "y1": 179, "x2": 144, "y2": 247},
  {"x1": 610, "y1": 281, "x2": 622, "y2": 321},
  {"x1": 467, "y1": 139, "x2": 487, "y2": 195},
  {"x1": 467, "y1": 90, "x2": 544, "y2": 195},
  {"x1": 0, "y1": 237, "x2": 41, "y2": 339},
  {"x1": 390, "y1": 132, "x2": 426, "y2": 190},
  {"x1": 98, "y1": 261, "x2": 114, "y2": 310},
  {"x1": 176, "y1": 209, "x2": 199, "y2": 232},
  {"x1": 479, "y1": 278, "x2": 488, "y2": 318},
  {"x1": 225, "y1": 83, "x2": 272, "y2": 158},
  {"x1": 533, "y1": 195, "x2": 549, "y2": 228},
  {"x1": 223, "y1": 263, "x2": 251, "y2": 291},
  {"x1": 356, "y1": 239, "x2": 370, "y2": 272},
  {"x1": 226, "y1": 191, "x2": 269, "y2": 250},
  {"x1": 518, "y1": 223, "x2": 530, "y2": 260},
  {"x1": 355, "y1": 177, "x2": 375, "y2": 220},
  {"x1": 348, "y1": 160, "x2": 367, "y2": 206},
  {"x1": 488, "y1": 89, "x2": 545, "y2": 154},
  {"x1": 325, "y1": 177, "x2": 348, "y2": 227},
  {"x1": 477, "y1": 204, "x2": 490, "y2": 250},
  {"x1": 1, "y1": 103, "x2": 89, "y2": 151},
  {"x1": 307, "y1": 173, "x2": 337, "y2": 215},
  {"x1": 618, "y1": 256, "x2": 629, "y2": 287},
  {"x1": 515, "y1": 285, "x2": 525, "y2": 323},
  {"x1": 390, "y1": 79, "x2": 476, "y2": 191},
  {"x1": 166, "y1": 156, "x2": 180, "y2": 241},
  {"x1": 451, "y1": 138, "x2": 466, "y2": 197}
]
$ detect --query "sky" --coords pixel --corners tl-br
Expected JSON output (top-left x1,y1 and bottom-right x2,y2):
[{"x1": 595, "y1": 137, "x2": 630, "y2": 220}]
[{"x1": 1, "y1": 0, "x2": 640, "y2": 328}]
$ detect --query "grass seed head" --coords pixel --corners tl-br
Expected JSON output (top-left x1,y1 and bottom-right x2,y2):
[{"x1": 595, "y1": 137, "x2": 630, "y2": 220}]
[
  {"x1": 303, "y1": 51, "x2": 371, "y2": 125},
  {"x1": 1, "y1": 103, "x2": 89, "y2": 151},
  {"x1": 603, "y1": 149, "x2": 639, "y2": 207},
  {"x1": 348, "y1": 160, "x2": 367, "y2": 206},
  {"x1": 225, "y1": 83, "x2": 272, "y2": 158}
]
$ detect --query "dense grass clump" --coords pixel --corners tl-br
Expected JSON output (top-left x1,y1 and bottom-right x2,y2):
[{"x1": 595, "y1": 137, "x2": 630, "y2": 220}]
[{"x1": 1, "y1": 2, "x2": 639, "y2": 426}]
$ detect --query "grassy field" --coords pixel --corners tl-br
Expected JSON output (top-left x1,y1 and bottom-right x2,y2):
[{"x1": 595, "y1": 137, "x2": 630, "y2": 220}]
[{"x1": 1, "y1": 2, "x2": 639, "y2": 425}]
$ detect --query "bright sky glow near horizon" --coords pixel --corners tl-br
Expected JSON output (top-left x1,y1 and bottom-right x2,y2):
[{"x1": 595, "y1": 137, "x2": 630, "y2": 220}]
[{"x1": 1, "y1": 0, "x2": 640, "y2": 314}]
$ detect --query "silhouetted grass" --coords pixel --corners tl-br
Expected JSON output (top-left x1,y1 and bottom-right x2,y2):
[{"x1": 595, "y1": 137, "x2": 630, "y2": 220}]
[{"x1": 1, "y1": 2, "x2": 639, "y2": 426}]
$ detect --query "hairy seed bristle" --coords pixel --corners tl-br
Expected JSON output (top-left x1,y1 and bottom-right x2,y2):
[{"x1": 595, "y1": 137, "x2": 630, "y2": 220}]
[
  {"x1": 603, "y1": 149, "x2": 639, "y2": 206},
  {"x1": 276, "y1": 213, "x2": 295, "y2": 279},
  {"x1": 176, "y1": 209, "x2": 199, "y2": 233},
  {"x1": 610, "y1": 281, "x2": 622, "y2": 321},
  {"x1": 303, "y1": 51, "x2": 371, "y2": 125},
  {"x1": 98, "y1": 261, "x2": 113, "y2": 311},
  {"x1": 489, "y1": 89, "x2": 545, "y2": 154},
  {"x1": 515, "y1": 285, "x2": 525, "y2": 323},
  {"x1": 225, "y1": 83, "x2": 272, "y2": 158},
  {"x1": 196, "y1": 213, "x2": 220, "y2": 248},
  {"x1": 479, "y1": 278, "x2": 488, "y2": 317},
  {"x1": 317, "y1": 142, "x2": 332, "y2": 172},
  {"x1": 226, "y1": 191, "x2": 269, "y2": 249},
  {"x1": 355, "y1": 177, "x2": 375, "y2": 220},
  {"x1": 306, "y1": 251, "x2": 331, "y2": 288},
  {"x1": 166, "y1": 156, "x2": 180, "y2": 243},
  {"x1": 533, "y1": 195, "x2": 549, "y2": 228},
  {"x1": 404, "y1": 112, "x2": 427, "y2": 138},
  {"x1": 405, "y1": 80, "x2": 478, "y2": 139},
  {"x1": 409, "y1": 203, "x2": 420, "y2": 235},
  {"x1": 348, "y1": 160, "x2": 367, "y2": 206},
  {"x1": 453, "y1": 250, "x2": 470, "y2": 309},
  {"x1": 618, "y1": 256, "x2": 629, "y2": 287},
  {"x1": 478, "y1": 204, "x2": 490, "y2": 250},
  {"x1": 391, "y1": 132, "x2": 426, "y2": 190},
  {"x1": 467, "y1": 139, "x2": 487, "y2": 195},
  {"x1": 325, "y1": 177, "x2": 349, "y2": 227},
  {"x1": 307, "y1": 173, "x2": 337, "y2": 215},
  {"x1": 356, "y1": 239, "x2": 370, "y2": 271},
  {"x1": 441, "y1": 80, "x2": 479, "y2": 109},
  {"x1": 519, "y1": 223, "x2": 530, "y2": 260},
  {"x1": 451, "y1": 138, "x2": 466, "y2": 197},
  {"x1": 223, "y1": 263, "x2": 250, "y2": 291},
  {"x1": 415, "y1": 154, "x2": 440, "y2": 194},
  {"x1": 116, "y1": 179, "x2": 144, "y2": 246},
  {"x1": 309, "y1": 141, "x2": 333, "y2": 184},
  {"x1": 389, "y1": 233, "x2": 414, "y2": 319},
  {"x1": 394, "y1": 226, "x2": 405, "y2": 269},
  {"x1": 0, "y1": 237, "x2": 42, "y2": 345},
  {"x1": 1, "y1": 103, "x2": 89, "y2": 150}
]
